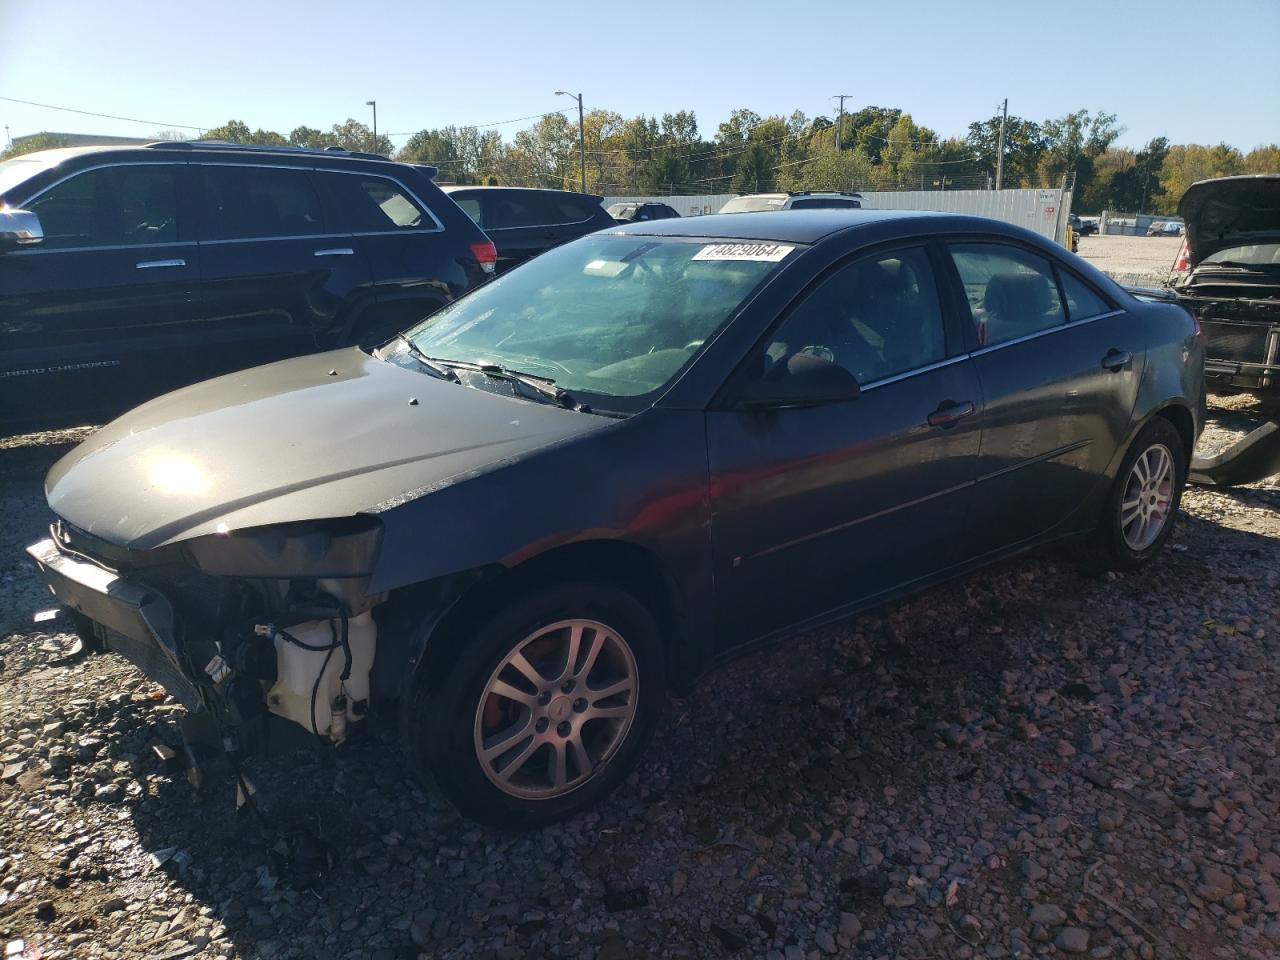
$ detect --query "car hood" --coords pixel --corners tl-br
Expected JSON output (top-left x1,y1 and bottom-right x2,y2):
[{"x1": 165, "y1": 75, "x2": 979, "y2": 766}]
[
  {"x1": 45, "y1": 348, "x2": 612, "y2": 550},
  {"x1": 1178, "y1": 175, "x2": 1280, "y2": 264}
]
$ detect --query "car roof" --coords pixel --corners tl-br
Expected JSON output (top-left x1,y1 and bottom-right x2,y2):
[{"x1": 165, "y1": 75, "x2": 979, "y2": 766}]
[
  {"x1": 441, "y1": 185, "x2": 586, "y2": 195},
  {"x1": 607, "y1": 209, "x2": 988, "y2": 244}
]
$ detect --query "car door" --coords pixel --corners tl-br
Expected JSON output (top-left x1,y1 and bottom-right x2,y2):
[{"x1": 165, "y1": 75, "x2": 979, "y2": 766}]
[
  {"x1": 944, "y1": 241, "x2": 1145, "y2": 555},
  {"x1": 0, "y1": 160, "x2": 200, "y2": 429},
  {"x1": 190, "y1": 162, "x2": 361, "y2": 383},
  {"x1": 706, "y1": 244, "x2": 983, "y2": 646}
]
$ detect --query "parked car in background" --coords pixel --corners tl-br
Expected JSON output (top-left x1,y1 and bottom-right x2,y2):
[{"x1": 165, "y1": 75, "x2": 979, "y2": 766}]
[
  {"x1": 441, "y1": 186, "x2": 615, "y2": 273},
  {"x1": 719, "y1": 191, "x2": 863, "y2": 213},
  {"x1": 1147, "y1": 220, "x2": 1183, "y2": 237},
  {"x1": 1076, "y1": 215, "x2": 1099, "y2": 236},
  {"x1": 0, "y1": 141, "x2": 495, "y2": 435},
  {"x1": 607, "y1": 201, "x2": 680, "y2": 223},
  {"x1": 1170, "y1": 175, "x2": 1280, "y2": 396},
  {"x1": 27, "y1": 209, "x2": 1203, "y2": 827}
]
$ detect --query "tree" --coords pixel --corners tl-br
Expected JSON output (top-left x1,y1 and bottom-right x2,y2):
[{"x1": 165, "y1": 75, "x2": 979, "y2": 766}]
[
  {"x1": 203, "y1": 119, "x2": 287, "y2": 146},
  {"x1": 1244, "y1": 144, "x2": 1280, "y2": 174},
  {"x1": 1157, "y1": 143, "x2": 1245, "y2": 212},
  {"x1": 777, "y1": 143, "x2": 873, "y2": 192},
  {"x1": 289, "y1": 126, "x2": 337, "y2": 150},
  {"x1": 967, "y1": 113, "x2": 1045, "y2": 187},
  {"x1": 0, "y1": 133, "x2": 71, "y2": 160},
  {"x1": 328, "y1": 118, "x2": 392, "y2": 156},
  {"x1": 1037, "y1": 110, "x2": 1123, "y2": 195}
]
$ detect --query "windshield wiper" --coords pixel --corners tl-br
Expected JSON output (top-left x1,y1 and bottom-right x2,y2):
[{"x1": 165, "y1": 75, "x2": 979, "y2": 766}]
[
  {"x1": 422, "y1": 356, "x2": 586, "y2": 411},
  {"x1": 394, "y1": 335, "x2": 460, "y2": 383}
]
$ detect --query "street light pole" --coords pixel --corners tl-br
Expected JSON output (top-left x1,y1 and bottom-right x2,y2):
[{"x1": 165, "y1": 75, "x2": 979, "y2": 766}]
[
  {"x1": 365, "y1": 100, "x2": 378, "y2": 154},
  {"x1": 556, "y1": 90, "x2": 586, "y2": 193}
]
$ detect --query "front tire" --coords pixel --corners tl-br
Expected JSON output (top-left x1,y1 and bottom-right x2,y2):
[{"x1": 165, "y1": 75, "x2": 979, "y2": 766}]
[
  {"x1": 407, "y1": 582, "x2": 664, "y2": 828},
  {"x1": 1091, "y1": 417, "x2": 1187, "y2": 570}
]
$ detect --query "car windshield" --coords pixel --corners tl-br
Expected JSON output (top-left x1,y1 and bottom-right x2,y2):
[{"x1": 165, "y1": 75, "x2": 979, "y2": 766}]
[
  {"x1": 406, "y1": 234, "x2": 796, "y2": 407},
  {"x1": 720, "y1": 196, "x2": 786, "y2": 213},
  {"x1": 1201, "y1": 242, "x2": 1280, "y2": 267}
]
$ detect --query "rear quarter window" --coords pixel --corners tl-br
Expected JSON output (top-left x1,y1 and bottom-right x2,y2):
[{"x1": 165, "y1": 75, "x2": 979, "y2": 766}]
[{"x1": 320, "y1": 172, "x2": 437, "y2": 233}]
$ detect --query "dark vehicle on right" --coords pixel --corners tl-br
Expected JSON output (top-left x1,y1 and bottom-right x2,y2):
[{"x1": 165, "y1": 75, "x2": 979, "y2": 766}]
[
  {"x1": 442, "y1": 186, "x2": 615, "y2": 273},
  {"x1": 607, "y1": 202, "x2": 680, "y2": 224},
  {"x1": 1170, "y1": 175, "x2": 1280, "y2": 396}
]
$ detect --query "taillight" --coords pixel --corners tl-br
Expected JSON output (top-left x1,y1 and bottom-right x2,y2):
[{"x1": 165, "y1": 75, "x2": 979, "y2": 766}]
[
  {"x1": 470, "y1": 241, "x2": 497, "y2": 275},
  {"x1": 1172, "y1": 238, "x2": 1191, "y2": 275}
]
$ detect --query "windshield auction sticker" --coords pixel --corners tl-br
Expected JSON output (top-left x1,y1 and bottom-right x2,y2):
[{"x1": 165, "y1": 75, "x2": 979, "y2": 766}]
[{"x1": 692, "y1": 242, "x2": 795, "y2": 262}]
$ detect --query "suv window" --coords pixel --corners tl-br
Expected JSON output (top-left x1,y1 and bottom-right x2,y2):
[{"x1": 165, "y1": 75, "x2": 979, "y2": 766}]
[
  {"x1": 453, "y1": 195, "x2": 482, "y2": 225},
  {"x1": 1058, "y1": 270, "x2": 1111, "y2": 321},
  {"x1": 545, "y1": 194, "x2": 598, "y2": 224},
  {"x1": 27, "y1": 164, "x2": 182, "y2": 249},
  {"x1": 200, "y1": 165, "x2": 324, "y2": 240},
  {"x1": 763, "y1": 247, "x2": 945, "y2": 385},
  {"x1": 789, "y1": 198, "x2": 858, "y2": 210},
  {"x1": 487, "y1": 192, "x2": 555, "y2": 229},
  {"x1": 949, "y1": 244, "x2": 1065, "y2": 347},
  {"x1": 320, "y1": 172, "x2": 432, "y2": 233}
]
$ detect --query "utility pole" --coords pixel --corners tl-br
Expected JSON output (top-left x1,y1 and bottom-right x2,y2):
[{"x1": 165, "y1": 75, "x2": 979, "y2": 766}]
[
  {"x1": 556, "y1": 90, "x2": 586, "y2": 193},
  {"x1": 834, "y1": 94, "x2": 851, "y2": 150},
  {"x1": 995, "y1": 97, "x2": 1007, "y2": 190},
  {"x1": 365, "y1": 100, "x2": 378, "y2": 154}
]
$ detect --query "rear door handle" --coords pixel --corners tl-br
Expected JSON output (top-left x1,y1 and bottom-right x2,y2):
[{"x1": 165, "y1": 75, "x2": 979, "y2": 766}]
[
  {"x1": 1101, "y1": 349, "x2": 1133, "y2": 372},
  {"x1": 135, "y1": 258, "x2": 185, "y2": 269},
  {"x1": 314, "y1": 247, "x2": 354, "y2": 257},
  {"x1": 928, "y1": 400, "x2": 976, "y2": 428}
]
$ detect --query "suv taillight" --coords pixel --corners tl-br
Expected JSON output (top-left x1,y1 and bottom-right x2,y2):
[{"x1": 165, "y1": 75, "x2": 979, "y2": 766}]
[{"x1": 470, "y1": 241, "x2": 497, "y2": 275}]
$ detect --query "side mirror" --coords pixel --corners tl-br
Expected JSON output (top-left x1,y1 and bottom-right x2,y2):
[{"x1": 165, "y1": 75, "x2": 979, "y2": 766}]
[
  {"x1": 0, "y1": 208, "x2": 44, "y2": 252},
  {"x1": 738, "y1": 352, "x2": 861, "y2": 409}
]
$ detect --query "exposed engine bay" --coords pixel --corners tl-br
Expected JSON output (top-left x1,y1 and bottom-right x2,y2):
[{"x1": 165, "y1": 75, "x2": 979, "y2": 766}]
[{"x1": 28, "y1": 517, "x2": 394, "y2": 782}]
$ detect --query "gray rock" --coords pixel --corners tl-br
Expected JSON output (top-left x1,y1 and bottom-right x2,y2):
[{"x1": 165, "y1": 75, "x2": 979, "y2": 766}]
[{"x1": 1055, "y1": 927, "x2": 1089, "y2": 953}]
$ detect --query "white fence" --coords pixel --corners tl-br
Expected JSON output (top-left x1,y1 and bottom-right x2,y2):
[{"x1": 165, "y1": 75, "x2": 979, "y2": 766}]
[
  {"x1": 860, "y1": 188, "x2": 1073, "y2": 244},
  {"x1": 602, "y1": 188, "x2": 1074, "y2": 245}
]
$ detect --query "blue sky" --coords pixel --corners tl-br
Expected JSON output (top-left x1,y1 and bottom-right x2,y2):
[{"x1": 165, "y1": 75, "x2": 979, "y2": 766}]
[{"x1": 3, "y1": 0, "x2": 1278, "y2": 152}]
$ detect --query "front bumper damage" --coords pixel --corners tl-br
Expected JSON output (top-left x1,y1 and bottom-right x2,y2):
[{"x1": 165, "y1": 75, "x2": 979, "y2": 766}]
[{"x1": 26, "y1": 517, "x2": 389, "y2": 777}]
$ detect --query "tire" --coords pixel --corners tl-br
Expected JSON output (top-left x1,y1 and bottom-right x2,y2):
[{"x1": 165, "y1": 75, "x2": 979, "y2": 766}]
[
  {"x1": 1090, "y1": 417, "x2": 1187, "y2": 571},
  {"x1": 406, "y1": 581, "x2": 665, "y2": 828}
]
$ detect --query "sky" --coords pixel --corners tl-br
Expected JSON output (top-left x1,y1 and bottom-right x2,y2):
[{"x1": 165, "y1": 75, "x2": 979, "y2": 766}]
[{"x1": 3, "y1": 0, "x2": 1278, "y2": 154}]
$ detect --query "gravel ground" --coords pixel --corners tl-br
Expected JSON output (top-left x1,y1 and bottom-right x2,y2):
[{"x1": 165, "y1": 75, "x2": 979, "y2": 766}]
[
  {"x1": 1076, "y1": 235, "x2": 1183, "y2": 287},
  {"x1": 0, "y1": 398, "x2": 1277, "y2": 960}
]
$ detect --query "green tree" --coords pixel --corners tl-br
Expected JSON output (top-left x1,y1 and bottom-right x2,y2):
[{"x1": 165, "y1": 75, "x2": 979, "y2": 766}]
[
  {"x1": 0, "y1": 132, "x2": 71, "y2": 160},
  {"x1": 1157, "y1": 143, "x2": 1245, "y2": 212},
  {"x1": 777, "y1": 143, "x2": 873, "y2": 192},
  {"x1": 966, "y1": 113, "x2": 1045, "y2": 187},
  {"x1": 203, "y1": 119, "x2": 287, "y2": 146}
]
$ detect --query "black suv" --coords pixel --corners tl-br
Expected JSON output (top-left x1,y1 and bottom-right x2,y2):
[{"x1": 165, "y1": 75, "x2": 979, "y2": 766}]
[
  {"x1": 607, "y1": 201, "x2": 680, "y2": 223},
  {"x1": 441, "y1": 186, "x2": 615, "y2": 273},
  {"x1": 0, "y1": 142, "x2": 496, "y2": 434}
]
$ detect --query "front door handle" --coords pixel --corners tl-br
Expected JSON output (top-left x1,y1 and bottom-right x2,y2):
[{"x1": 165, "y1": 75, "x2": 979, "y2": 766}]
[
  {"x1": 1101, "y1": 349, "x2": 1133, "y2": 372},
  {"x1": 928, "y1": 400, "x2": 975, "y2": 428},
  {"x1": 136, "y1": 258, "x2": 185, "y2": 269},
  {"x1": 314, "y1": 247, "x2": 354, "y2": 257}
]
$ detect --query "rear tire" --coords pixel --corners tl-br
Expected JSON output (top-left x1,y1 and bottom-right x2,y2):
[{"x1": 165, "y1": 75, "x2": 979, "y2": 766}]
[
  {"x1": 405, "y1": 581, "x2": 664, "y2": 828},
  {"x1": 1089, "y1": 417, "x2": 1187, "y2": 571}
]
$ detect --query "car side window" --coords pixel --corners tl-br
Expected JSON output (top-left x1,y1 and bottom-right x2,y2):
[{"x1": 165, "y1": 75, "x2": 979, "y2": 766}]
[
  {"x1": 27, "y1": 164, "x2": 182, "y2": 249},
  {"x1": 547, "y1": 195, "x2": 595, "y2": 224},
  {"x1": 455, "y1": 196, "x2": 482, "y2": 225},
  {"x1": 761, "y1": 247, "x2": 946, "y2": 385},
  {"x1": 487, "y1": 192, "x2": 552, "y2": 229},
  {"x1": 949, "y1": 243, "x2": 1065, "y2": 348},
  {"x1": 201, "y1": 165, "x2": 325, "y2": 240},
  {"x1": 1058, "y1": 269, "x2": 1111, "y2": 322}
]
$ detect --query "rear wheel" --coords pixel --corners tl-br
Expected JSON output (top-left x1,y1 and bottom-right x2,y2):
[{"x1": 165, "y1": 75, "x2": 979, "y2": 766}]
[
  {"x1": 406, "y1": 582, "x2": 664, "y2": 827},
  {"x1": 1090, "y1": 417, "x2": 1186, "y2": 570}
]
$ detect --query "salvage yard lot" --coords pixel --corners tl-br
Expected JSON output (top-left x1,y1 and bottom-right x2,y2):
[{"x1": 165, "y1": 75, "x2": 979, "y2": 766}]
[
  {"x1": 0, "y1": 400, "x2": 1277, "y2": 960},
  {"x1": 1076, "y1": 234, "x2": 1183, "y2": 286}
]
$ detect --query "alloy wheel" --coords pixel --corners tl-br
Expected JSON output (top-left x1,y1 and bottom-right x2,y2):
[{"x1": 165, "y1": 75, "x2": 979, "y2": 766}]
[
  {"x1": 1120, "y1": 442, "x2": 1175, "y2": 551},
  {"x1": 473, "y1": 619, "x2": 638, "y2": 800}
]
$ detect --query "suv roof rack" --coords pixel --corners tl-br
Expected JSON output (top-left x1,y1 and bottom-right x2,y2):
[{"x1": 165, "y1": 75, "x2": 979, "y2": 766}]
[
  {"x1": 146, "y1": 140, "x2": 393, "y2": 162},
  {"x1": 788, "y1": 190, "x2": 862, "y2": 197}
]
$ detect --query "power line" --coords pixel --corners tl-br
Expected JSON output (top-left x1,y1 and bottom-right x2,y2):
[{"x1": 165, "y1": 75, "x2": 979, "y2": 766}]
[
  {"x1": 0, "y1": 95, "x2": 206, "y2": 131},
  {"x1": 385, "y1": 107, "x2": 574, "y2": 136}
]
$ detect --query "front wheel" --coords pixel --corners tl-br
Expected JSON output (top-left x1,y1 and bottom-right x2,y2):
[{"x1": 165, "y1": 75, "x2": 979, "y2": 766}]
[
  {"x1": 407, "y1": 582, "x2": 664, "y2": 828},
  {"x1": 1091, "y1": 417, "x2": 1187, "y2": 570}
]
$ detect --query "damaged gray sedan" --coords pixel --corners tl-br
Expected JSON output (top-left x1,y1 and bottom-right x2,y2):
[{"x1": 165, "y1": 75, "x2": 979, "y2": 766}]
[{"x1": 28, "y1": 211, "x2": 1205, "y2": 826}]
